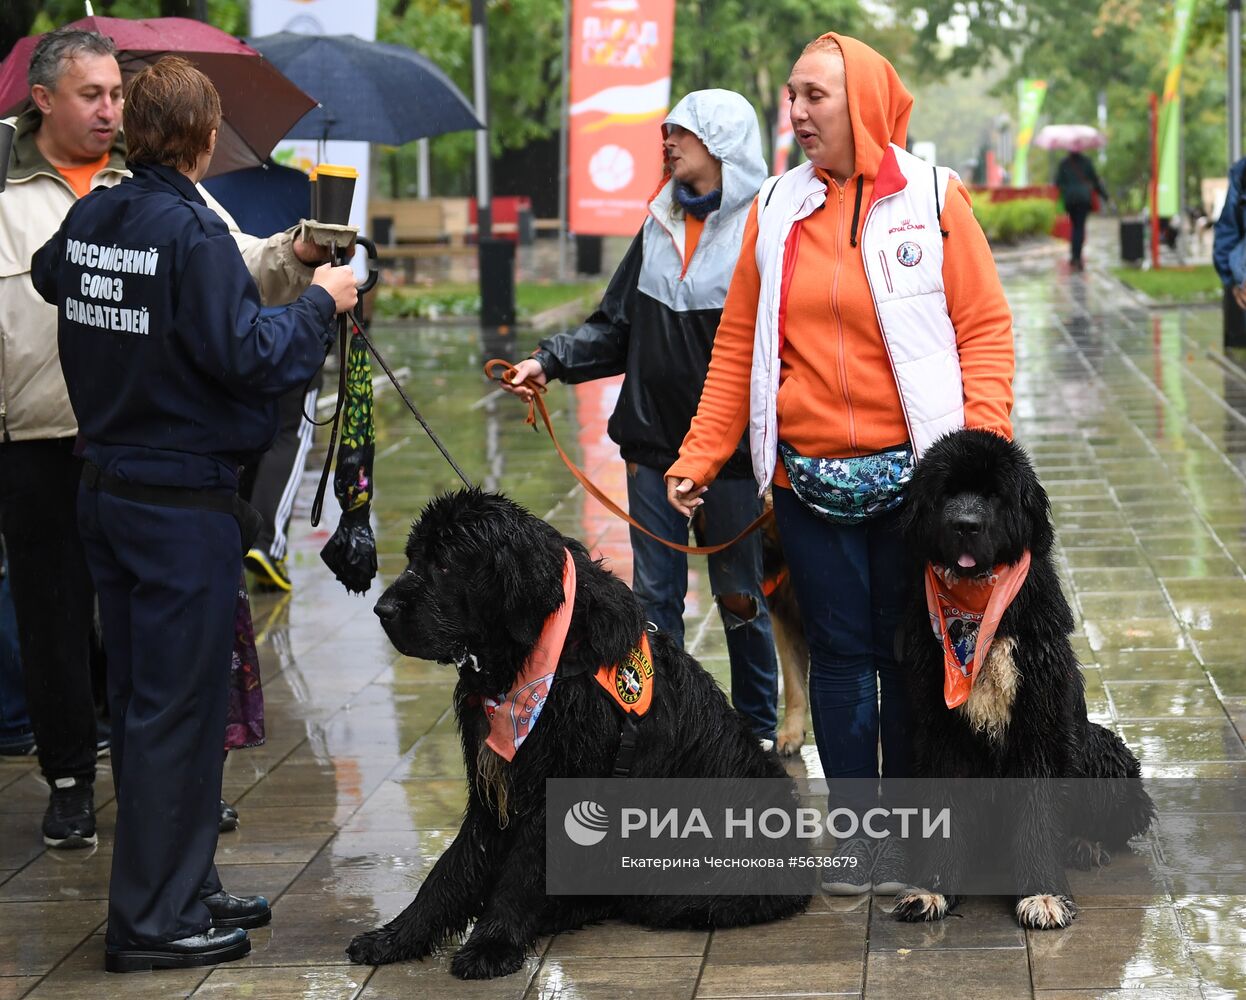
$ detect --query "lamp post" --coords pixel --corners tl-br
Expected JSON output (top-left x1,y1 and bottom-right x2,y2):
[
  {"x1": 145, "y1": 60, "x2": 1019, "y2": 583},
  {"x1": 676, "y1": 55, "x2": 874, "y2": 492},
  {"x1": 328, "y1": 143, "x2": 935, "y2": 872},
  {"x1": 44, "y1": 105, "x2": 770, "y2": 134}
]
[
  {"x1": 472, "y1": 0, "x2": 516, "y2": 329},
  {"x1": 1231, "y1": 0, "x2": 1242, "y2": 165},
  {"x1": 471, "y1": 0, "x2": 491, "y2": 240}
]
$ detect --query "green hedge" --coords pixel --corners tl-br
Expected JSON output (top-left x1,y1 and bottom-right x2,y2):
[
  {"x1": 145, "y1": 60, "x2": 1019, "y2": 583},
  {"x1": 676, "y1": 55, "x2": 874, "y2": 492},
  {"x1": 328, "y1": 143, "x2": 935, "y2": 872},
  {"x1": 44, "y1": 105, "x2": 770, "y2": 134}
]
[{"x1": 971, "y1": 198, "x2": 1058, "y2": 244}]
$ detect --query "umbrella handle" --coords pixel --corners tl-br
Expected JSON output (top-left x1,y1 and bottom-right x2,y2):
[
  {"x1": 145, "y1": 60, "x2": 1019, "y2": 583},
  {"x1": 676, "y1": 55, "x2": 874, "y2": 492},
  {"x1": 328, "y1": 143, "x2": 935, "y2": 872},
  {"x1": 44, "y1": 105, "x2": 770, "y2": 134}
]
[{"x1": 355, "y1": 236, "x2": 379, "y2": 294}]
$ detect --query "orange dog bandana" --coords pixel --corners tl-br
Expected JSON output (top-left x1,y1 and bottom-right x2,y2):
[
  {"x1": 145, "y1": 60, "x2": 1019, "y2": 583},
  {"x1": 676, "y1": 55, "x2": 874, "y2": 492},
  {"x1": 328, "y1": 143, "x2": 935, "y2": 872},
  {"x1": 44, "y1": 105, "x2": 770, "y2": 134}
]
[
  {"x1": 594, "y1": 633, "x2": 654, "y2": 718},
  {"x1": 482, "y1": 549, "x2": 576, "y2": 761},
  {"x1": 924, "y1": 552, "x2": 1031, "y2": 709}
]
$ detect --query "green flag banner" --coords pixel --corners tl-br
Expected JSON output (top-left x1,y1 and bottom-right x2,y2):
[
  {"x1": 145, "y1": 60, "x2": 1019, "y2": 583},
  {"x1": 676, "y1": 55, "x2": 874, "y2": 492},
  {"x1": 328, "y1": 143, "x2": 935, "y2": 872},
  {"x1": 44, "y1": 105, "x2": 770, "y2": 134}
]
[
  {"x1": 1013, "y1": 79, "x2": 1047, "y2": 187},
  {"x1": 1157, "y1": 0, "x2": 1196, "y2": 217}
]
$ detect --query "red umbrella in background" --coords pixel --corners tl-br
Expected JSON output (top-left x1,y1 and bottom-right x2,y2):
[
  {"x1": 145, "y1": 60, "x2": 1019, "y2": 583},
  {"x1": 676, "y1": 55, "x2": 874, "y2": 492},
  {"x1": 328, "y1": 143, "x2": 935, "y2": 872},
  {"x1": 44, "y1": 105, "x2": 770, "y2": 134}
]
[{"x1": 0, "y1": 17, "x2": 316, "y2": 177}]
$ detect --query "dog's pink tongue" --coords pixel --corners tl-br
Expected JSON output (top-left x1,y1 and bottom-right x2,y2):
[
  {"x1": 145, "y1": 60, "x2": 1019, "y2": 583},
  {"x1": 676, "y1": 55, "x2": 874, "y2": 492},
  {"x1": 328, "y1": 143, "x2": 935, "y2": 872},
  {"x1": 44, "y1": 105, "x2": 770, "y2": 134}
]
[{"x1": 958, "y1": 554, "x2": 977, "y2": 569}]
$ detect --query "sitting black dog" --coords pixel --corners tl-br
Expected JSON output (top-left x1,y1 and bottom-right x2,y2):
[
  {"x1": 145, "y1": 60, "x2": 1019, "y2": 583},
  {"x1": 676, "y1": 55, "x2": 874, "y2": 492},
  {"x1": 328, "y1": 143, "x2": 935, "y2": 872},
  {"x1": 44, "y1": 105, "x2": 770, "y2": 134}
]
[
  {"x1": 347, "y1": 489, "x2": 809, "y2": 979},
  {"x1": 893, "y1": 429, "x2": 1155, "y2": 930}
]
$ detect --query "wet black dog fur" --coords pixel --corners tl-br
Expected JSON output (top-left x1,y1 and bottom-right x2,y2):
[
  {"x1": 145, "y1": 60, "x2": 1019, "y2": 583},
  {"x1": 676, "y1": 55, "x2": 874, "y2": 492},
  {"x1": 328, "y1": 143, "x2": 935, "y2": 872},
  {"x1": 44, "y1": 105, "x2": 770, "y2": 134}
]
[
  {"x1": 347, "y1": 489, "x2": 809, "y2": 979},
  {"x1": 894, "y1": 429, "x2": 1155, "y2": 930}
]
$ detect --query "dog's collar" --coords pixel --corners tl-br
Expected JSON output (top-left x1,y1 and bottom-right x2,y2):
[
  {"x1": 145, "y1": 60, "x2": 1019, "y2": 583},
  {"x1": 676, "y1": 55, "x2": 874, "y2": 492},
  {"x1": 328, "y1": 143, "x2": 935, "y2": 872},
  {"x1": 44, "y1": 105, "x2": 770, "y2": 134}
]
[{"x1": 925, "y1": 552, "x2": 1031, "y2": 709}]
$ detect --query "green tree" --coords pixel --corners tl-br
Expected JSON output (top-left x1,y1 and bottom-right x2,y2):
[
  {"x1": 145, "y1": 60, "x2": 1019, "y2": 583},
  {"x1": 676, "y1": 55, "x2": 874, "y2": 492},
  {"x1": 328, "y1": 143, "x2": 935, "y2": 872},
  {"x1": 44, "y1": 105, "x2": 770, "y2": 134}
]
[
  {"x1": 5, "y1": 0, "x2": 247, "y2": 51},
  {"x1": 377, "y1": 0, "x2": 565, "y2": 196},
  {"x1": 670, "y1": 0, "x2": 863, "y2": 162},
  {"x1": 897, "y1": 0, "x2": 1230, "y2": 208}
]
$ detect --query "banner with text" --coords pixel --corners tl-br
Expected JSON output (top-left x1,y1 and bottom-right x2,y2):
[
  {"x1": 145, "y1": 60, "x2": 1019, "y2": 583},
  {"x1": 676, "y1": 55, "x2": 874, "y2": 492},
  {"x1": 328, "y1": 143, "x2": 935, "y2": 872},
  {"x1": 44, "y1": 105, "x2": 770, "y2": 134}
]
[
  {"x1": 1157, "y1": 0, "x2": 1196, "y2": 217},
  {"x1": 1012, "y1": 79, "x2": 1047, "y2": 187},
  {"x1": 568, "y1": 0, "x2": 676, "y2": 236}
]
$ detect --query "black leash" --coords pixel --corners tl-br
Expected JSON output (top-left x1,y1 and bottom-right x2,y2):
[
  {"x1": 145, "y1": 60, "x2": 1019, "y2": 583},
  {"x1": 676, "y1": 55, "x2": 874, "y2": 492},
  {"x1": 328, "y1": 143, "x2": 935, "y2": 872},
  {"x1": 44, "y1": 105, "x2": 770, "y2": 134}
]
[
  {"x1": 354, "y1": 325, "x2": 473, "y2": 489},
  {"x1": 309, "y1": 235, "x2": 472, "y2": 528}
]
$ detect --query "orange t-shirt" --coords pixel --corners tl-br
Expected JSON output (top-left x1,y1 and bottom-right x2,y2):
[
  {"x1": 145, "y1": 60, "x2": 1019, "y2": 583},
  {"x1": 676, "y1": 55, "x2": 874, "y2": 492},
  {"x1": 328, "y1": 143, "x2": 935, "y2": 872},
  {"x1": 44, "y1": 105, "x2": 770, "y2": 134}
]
[
  {"x1": 682, "y1": 214, "x2": 705, "y2": 278},
  {"x1": 55, "y1": 154, "x2": 109, "y2": 198}
]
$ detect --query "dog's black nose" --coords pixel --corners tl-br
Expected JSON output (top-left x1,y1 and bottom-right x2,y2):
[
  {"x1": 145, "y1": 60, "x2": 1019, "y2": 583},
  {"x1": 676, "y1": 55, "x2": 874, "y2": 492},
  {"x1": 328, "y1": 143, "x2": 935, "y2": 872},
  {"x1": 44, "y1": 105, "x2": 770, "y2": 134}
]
[
  {"x1": 951, "y1": 514, "x2": 983, "y2": 537},
  {"x1": 374, "y1": 599, "x2": 399, "y2": 621}
]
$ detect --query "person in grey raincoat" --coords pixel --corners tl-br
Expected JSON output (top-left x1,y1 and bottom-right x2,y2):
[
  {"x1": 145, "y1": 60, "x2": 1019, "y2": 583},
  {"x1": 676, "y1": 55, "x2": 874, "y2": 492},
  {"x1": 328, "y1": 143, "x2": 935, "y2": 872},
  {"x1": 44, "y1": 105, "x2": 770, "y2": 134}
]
[{"x1": 502, "y1": 90, "x2": 780, "y2": 745}]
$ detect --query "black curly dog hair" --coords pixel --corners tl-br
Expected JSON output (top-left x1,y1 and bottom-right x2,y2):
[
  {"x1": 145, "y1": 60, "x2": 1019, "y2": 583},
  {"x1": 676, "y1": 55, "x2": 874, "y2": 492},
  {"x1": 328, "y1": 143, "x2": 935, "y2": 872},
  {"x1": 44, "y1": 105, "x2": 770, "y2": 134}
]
[
  {"x1": 892, "y1": 430, "x2": 1155, "y2": 931},
  {"x1": 350, "y1": 489, "x2": 809, "y2": 979}
]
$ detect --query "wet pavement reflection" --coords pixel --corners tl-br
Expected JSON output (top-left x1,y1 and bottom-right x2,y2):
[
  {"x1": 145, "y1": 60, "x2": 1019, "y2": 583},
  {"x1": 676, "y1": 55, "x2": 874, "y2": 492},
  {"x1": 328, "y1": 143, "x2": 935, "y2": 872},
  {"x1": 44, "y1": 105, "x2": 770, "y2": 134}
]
[{"x1": 2, "y1": 221, "x2": 1244, "y2": 997}]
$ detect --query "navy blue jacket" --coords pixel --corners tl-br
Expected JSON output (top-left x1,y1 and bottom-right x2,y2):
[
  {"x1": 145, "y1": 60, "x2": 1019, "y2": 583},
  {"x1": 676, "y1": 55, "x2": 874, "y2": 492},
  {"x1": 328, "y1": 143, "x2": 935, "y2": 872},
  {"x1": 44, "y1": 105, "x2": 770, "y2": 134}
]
[
  {"x1": 1213, "y1": 157, "x2": 1246, "y2": 288},
  {"x1": 31, "y1": 162, "x2": 335, "y2": 483}
]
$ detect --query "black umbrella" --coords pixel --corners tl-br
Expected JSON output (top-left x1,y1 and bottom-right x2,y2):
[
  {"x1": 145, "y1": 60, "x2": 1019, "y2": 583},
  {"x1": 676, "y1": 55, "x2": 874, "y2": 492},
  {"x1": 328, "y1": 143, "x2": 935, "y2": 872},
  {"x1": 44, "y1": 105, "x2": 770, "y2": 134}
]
[{"x1": 247, "y1": 33, "x2": 481, "y2": 145}]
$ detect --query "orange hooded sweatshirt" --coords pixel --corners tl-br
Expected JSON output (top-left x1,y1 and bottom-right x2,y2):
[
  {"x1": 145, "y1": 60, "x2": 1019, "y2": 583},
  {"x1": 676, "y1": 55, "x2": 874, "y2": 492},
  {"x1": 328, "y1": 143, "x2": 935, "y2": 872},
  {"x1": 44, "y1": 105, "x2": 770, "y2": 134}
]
[{"x1": 667, "y1": 34, "x2": 1014, "y2": 491}]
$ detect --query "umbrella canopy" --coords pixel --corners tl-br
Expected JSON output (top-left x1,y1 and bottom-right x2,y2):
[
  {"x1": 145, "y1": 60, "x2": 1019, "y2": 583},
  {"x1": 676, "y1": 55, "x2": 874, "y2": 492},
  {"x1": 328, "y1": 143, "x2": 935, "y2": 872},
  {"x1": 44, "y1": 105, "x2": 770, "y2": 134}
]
[
  {"x1": 0, "y1": 16, "x2": 316, "y2": 177},
  {"x1": 246, "y1": 33, "x2": 481, "y2": 145},
  {"x1": 1033, "y1": 124, "x2": 1106, "y2": 153}
]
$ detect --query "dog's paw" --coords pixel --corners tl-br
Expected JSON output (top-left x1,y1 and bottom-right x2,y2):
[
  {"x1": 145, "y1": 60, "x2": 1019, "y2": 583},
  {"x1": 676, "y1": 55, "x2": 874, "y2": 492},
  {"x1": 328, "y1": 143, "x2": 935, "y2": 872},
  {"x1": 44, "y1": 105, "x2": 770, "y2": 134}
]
[
  {"x1": 1065, "y1": 836, "x2": 1112, "y2": 870},
  {"x1": 1015, "y1": 894, "x2": 1078, "y2": 930},
  {"x1": 776, "y1": 723, "x2": 805, "y2": 756},
  {"x1": 892, "y1": 889, "x2": 951, "y2": 922},
  {"x1": 450, "y1": 938, "x2": 527, "y2": 980},
  {"x1": 346, "y1": 926, "x2": 433, "y2": 966}
]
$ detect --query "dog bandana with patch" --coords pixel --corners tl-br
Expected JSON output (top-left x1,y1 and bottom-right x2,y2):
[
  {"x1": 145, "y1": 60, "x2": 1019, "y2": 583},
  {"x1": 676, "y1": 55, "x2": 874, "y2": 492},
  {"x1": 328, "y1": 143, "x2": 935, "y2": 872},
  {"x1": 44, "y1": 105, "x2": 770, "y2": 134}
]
[
  {"x1": 594, "y1": 632, "x2": 654, "y2": 718},
  {"x1": 925, "y1": 552, "x2": 1031, "y2": 709},
  {"x1": 482, "y1": 549, "x2": 576, "y2": 761}
]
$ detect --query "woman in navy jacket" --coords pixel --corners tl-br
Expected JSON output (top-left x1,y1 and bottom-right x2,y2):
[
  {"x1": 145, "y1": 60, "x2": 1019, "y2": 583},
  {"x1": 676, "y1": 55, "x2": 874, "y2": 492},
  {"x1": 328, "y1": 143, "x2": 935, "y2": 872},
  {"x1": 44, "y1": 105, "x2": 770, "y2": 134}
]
[{"x1": 31, "y1": 57, "x2": 357, "y2": 974}]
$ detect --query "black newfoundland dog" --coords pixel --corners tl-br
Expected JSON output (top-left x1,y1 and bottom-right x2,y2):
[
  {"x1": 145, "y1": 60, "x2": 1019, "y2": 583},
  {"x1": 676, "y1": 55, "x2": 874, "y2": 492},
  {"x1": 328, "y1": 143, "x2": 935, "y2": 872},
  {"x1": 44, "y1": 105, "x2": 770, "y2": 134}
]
[
  {"x1": 893, "y1": 429, "x2": 1154, "y2": 930},
  {"x1": 347, "y1": 489, "x2": 809, "y2": 979}
]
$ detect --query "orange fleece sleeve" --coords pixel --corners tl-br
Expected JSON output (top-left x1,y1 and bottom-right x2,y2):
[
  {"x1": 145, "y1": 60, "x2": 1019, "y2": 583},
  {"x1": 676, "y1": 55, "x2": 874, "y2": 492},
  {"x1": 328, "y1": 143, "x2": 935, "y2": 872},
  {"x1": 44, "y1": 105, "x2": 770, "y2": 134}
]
[
  {"x1": 942, "y1": 180, "x2": 1015, "y2": 440},
  {"x1": 666, "y1": 199, "x2": 761, "y2": 487}
]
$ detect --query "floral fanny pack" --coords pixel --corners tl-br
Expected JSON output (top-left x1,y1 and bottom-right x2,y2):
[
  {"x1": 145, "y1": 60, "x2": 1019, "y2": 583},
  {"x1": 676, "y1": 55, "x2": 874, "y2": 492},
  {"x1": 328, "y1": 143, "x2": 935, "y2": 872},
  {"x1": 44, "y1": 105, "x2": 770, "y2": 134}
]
[{"x1": 779, "y1": 441, "x2": 915, "y2": 524}]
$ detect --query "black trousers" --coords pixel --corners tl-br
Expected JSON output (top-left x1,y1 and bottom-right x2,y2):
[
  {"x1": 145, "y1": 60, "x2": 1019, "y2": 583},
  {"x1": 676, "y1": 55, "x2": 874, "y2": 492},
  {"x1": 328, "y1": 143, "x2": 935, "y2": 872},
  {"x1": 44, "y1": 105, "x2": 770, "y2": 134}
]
[
  {"x1": 0, "y1": 438, "x2": 97, "y2": 783},
  {"x1": 1069, "y1": 202, "x2": 1091, "y2": 264},
  {"x1": 78, "y1": 480, "x2": 236, "y2": 947},
  {"x1": 239, "y1": 372, "x2": 322, "y2": 560}
]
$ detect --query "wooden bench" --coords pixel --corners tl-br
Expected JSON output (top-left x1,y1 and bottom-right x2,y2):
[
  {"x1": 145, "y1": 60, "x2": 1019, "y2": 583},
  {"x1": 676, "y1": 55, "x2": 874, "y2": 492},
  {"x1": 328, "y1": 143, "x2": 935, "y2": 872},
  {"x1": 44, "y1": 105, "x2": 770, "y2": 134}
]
[{"x1": 369, "y1": 198, "x2": 474, "y2": 280}]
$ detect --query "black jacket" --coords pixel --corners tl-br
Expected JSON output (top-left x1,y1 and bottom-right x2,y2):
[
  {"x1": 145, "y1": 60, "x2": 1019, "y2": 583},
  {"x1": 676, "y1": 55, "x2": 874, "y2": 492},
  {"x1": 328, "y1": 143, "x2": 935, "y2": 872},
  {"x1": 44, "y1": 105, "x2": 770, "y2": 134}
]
[
  {"x1": 31, "y1": 162, "x2": 335, "y2": 482},
  {"x1": 1054, "y1": 153, "x2": 1108, "y2": 209},
  {"x1": 533, "y1": 231, "x2": 752, "y2": 478}
]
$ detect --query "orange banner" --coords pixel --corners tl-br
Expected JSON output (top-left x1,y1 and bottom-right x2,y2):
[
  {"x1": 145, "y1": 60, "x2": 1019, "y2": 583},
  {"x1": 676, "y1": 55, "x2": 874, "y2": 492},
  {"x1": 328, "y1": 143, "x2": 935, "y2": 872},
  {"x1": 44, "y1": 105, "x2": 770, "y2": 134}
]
[{"x1": 568, "y1": 0, "x2": 675, "y2": 236}]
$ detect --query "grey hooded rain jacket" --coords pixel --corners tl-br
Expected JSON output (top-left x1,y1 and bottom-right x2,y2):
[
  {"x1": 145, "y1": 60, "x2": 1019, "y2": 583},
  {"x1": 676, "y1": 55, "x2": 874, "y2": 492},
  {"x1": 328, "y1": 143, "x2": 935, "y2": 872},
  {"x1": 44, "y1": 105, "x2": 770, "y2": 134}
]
[{"x1": 533, "y1": 89, "x2": 767, "y2": 477}]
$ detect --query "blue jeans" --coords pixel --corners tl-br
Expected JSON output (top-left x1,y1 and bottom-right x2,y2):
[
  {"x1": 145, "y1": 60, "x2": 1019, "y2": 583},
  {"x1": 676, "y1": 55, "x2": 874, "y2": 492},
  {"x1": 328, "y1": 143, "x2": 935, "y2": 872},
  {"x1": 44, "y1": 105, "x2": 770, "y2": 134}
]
[
  {"x1": 0, "y1": 559, "x2": 32, "y2": 744},
  {"x1": 626, "y1": 464, "x2": 778, "y2": 741},
  {"x1": 771, "y1": 486, "x2": 913, "y2": 782}
]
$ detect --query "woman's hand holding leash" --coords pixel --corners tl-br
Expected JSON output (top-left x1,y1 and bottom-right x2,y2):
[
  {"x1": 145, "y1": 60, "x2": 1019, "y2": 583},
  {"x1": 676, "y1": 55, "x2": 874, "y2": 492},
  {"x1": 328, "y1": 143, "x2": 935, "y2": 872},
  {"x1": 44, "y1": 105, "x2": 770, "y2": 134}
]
[
  {"x1": 501, "y1": 358, "x2": 548, "y2": 402},
  {"x1": 666, "y1": 476, "x2": 707, "y2": 517},
  {"x1": 312, "y1": 262, "x2": 359, "y2": 314}
]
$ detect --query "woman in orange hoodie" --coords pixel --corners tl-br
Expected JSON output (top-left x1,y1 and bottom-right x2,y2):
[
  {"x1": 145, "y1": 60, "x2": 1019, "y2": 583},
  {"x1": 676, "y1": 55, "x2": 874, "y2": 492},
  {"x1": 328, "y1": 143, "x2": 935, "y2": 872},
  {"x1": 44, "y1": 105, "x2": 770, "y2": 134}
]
[{"x1": 666, "y1": 33, "x2": 1014, "y2": 893}]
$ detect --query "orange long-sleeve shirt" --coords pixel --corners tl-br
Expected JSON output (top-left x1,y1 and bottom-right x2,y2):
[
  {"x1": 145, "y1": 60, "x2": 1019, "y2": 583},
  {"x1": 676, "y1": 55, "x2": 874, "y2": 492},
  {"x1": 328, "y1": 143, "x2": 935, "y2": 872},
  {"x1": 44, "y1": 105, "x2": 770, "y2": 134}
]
[{"x1": 668, "y1": 37, "x2": 1014, "y2": 491}]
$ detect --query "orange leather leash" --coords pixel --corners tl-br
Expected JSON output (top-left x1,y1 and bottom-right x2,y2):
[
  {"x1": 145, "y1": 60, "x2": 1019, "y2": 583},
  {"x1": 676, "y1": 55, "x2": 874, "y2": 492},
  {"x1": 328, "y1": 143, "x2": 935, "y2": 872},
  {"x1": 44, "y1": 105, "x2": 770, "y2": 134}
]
[{"x1": 483, "y1": 359, "x2": 772, "y2": 556}]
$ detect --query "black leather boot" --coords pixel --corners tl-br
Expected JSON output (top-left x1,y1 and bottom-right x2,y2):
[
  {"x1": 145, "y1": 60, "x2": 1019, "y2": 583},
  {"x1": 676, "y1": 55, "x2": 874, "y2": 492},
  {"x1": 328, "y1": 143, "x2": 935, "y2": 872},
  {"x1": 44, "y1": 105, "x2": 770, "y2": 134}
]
[
  {"x1": 105, "y1": 926, "x2": 250, "y2": 972},
  {"x1": 203, "y1": 889, "x2": 272, "y2": 929}
]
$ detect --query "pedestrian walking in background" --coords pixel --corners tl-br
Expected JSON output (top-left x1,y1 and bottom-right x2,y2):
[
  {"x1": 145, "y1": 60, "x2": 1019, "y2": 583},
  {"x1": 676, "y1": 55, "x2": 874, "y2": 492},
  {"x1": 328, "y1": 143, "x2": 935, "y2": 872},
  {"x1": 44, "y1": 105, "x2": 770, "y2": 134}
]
[
  {"x1": 1054, "y1": 149, "x2": 1109, "y2": 270},
  {"x1": 503, "y1": 90, "x2": 782, "y2": 746},
  {"x1": 31, "y1": 55, "x2": 358, "y2": 972},
  {"x1": 666, "y1": 33, "x2": 1014, "y2": 894}
]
